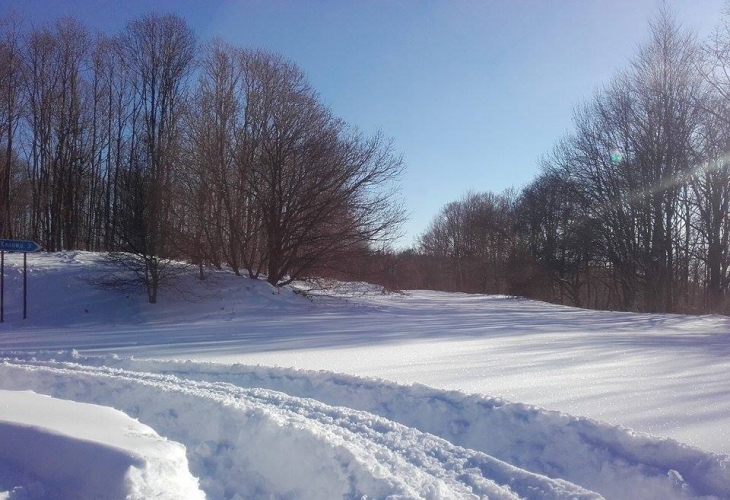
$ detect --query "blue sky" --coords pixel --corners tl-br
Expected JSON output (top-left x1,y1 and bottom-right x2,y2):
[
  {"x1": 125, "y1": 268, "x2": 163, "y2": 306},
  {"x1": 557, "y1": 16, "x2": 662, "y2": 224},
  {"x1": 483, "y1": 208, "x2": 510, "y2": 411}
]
[{"x1": 1, "y1": 0, "x2": 725, "y2": 247}]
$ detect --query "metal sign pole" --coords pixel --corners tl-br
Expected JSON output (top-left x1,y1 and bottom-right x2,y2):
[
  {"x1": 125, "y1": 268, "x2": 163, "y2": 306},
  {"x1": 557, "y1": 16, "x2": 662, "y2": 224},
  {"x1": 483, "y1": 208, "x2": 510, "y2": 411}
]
[
  {"x1": 0, "y1": 240, "x2": 41, "y2": 321},
  {"x1": 1, "y1": 250, "x2": 4, "y2": 323},
  {"x1": 23, "y1": 252, "x2": 27, "y2": 320}
]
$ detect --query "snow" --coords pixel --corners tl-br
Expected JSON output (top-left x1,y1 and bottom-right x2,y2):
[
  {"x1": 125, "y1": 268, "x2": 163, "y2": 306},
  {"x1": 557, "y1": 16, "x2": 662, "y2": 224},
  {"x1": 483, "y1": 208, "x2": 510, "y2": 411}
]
[
  {"x1": 0, "y1": 358, "x2": 603, "y2": 500},
  {"x1": 0, "y1": 251, "x2": 728, "y2": 499},
  {"x1": 0, "y1": 390, "x2": 204, "y2": 500}
]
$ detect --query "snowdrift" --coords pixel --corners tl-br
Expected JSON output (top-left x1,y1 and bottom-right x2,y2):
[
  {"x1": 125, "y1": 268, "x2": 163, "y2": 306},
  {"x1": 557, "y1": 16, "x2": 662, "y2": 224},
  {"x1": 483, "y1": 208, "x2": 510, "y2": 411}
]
[
  {"x1": 0, "y1": 390, "x2": 204, "y2": 500},
  {"x1": 1, "y1": 352, "x2": 728, "y2": 500},
  {"x1": 0, "y1": 355, "x2": 599, "y2": 500}
]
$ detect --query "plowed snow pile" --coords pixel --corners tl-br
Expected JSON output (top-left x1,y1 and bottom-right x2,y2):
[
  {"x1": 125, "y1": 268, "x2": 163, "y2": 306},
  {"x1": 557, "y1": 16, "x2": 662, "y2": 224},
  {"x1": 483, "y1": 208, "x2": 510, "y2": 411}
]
[
  {"x1": 0, "y1": 252, "x2": 728, "y2": 499},
  {"x1": 0, "y1": 389, "x2": 205, "y2": 500}
]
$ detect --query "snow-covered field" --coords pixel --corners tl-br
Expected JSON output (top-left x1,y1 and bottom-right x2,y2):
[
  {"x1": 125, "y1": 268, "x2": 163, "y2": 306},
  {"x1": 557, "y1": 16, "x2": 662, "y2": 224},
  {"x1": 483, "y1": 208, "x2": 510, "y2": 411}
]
[{"x1": 0, "y1": 252, "x2": 728, "y2": 499}]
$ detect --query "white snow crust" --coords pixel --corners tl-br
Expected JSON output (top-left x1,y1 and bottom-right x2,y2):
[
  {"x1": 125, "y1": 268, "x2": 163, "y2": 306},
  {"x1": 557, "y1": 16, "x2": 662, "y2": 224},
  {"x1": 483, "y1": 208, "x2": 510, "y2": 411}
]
[
  {"x1": 0, "y1": 389, "x2": 204, "y2": 500},
  {"x1": 0, "y1": 252, "x2": 728, "y2": 499}
]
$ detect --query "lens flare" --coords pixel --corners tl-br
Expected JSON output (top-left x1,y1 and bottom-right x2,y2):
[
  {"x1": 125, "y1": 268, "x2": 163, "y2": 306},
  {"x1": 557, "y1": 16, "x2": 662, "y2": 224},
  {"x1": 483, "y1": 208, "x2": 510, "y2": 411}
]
[{"x1": 610, "y1": 149, "x2": 624, "y2": 165}]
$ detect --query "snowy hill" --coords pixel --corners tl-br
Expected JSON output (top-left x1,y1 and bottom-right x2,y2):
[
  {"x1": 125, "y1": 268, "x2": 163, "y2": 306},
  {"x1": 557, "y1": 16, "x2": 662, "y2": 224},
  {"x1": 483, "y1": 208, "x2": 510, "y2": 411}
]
[{"x1": 0, "y1": 252, "x2": 728, "y2": 499}]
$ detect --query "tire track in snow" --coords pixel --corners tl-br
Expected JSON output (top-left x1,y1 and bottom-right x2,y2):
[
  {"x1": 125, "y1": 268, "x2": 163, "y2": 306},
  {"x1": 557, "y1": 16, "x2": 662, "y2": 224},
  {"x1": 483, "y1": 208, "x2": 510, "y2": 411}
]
[
  {"x1": 41, "y1": 353, "x2": 727, "y2": 500},
  {"x1": 0, "y1": 359, "x2": 600, "y2": 500}
]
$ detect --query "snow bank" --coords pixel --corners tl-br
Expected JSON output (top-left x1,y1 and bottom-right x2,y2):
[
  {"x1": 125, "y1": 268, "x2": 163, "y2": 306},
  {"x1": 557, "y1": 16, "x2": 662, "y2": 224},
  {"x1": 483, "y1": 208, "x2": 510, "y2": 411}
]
[
  {"x1": 0, "y1": 358, "x2": 600, "y2": 500},
  {"x1": 0, "y1": 390, "x2": 205, "y2": 500},
  {"x1": 12, "y1": 352, "x2": 727, "y2": 500}
]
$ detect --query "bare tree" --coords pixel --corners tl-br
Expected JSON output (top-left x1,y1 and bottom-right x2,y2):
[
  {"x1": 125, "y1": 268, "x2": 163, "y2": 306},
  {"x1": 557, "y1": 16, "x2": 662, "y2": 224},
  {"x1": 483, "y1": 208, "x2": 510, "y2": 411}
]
[
  {"x1": 517, "y1": 167, "x2": 597, "y2": 307},
  {"x1": 240, "y1": 52, "x2": 404, "y2": 286},
  {"x1": 692, "y1": 10, "x2": 730, "y2": 312},
  {"x1": 116, "y1": 13, "x2": 195, "y2": 303},
  {"x1": 419, "y1": 190, "x2": 515, "y2": 294},
  {"x1": 182, "y1": 41, "x2": 253, "y2": 277},
  {"x1": 0, "y1": 12, "x2": 24, "y2": 239},
  {"x1": 22, "y1": 19, "x2": 91, "y2": 251}
]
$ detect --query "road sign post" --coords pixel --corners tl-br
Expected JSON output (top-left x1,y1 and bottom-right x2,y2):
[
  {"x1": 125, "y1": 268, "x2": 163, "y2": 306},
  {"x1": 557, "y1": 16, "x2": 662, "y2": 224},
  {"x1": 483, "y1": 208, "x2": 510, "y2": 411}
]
[
  {"x1": 1, "y1": 251, "x2": 3, "y2": 323},
  {"x1": 23, "y1": 252, "x2": 27, "y2": 320},
  {"x1": 0, "y1": 240, "x2": 42, "y2": 323}
]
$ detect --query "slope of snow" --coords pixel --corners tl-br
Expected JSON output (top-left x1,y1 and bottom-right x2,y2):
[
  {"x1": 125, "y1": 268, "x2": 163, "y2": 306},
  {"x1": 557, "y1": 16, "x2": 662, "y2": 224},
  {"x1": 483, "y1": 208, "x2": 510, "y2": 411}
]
[
  {"x1": 0, "y1": 252, "x2": 729, "y2": 499},
  {"x1": 0, "y1": 390, "x2": 204, "y2": 500}
]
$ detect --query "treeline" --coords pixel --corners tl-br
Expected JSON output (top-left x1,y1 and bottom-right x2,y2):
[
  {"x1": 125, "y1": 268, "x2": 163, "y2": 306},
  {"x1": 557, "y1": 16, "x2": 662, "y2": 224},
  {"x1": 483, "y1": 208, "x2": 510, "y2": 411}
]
[
  {"x1": 0, "y1": 13, "x2": 404, "y2": 302},
  {"x1": 385, "y1": 10, "x2": 730, "y2": 314}
]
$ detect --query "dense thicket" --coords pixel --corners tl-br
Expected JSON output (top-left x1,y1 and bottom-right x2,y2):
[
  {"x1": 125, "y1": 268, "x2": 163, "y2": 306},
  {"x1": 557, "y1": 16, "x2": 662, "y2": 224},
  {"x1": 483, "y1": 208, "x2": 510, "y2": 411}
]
[
  {"x1": 395, "y1": 10, "x2": 730, "y2": 314},
  {"x1": 0, "y1": 13, "x2": 404, "y2": 302}
]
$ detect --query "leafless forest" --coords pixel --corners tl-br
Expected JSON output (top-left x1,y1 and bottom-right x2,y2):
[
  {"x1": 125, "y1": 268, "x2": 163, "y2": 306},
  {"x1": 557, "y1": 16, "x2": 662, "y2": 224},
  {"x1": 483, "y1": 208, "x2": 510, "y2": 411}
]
[
  {"x1": 0, "y1": 13, "x2": 404, "y2": 303},
  {"x1": 3, "y1": 10, "x2": 730, "y2": 313},
  {"x1": 370, "y1": 9, "x2": 730, "y2": 315}
]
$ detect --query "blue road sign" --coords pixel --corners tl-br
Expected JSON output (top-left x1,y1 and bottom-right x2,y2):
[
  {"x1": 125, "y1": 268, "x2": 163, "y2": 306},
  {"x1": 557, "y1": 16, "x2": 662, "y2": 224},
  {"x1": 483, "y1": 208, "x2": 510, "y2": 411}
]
[{"x1": 0, "y1": 239, "x2": 42, "y2": 252}]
